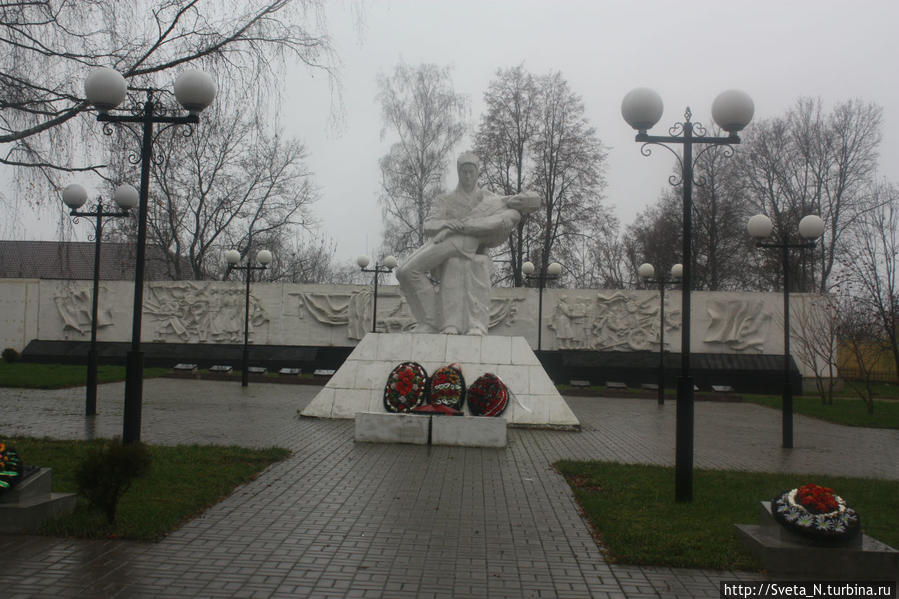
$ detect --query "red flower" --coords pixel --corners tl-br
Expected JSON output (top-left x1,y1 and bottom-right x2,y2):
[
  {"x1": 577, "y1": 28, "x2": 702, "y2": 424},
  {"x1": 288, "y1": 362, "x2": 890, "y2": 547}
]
[{"x1": 796, "y1": 483, "x2": 839, "y2": 513}]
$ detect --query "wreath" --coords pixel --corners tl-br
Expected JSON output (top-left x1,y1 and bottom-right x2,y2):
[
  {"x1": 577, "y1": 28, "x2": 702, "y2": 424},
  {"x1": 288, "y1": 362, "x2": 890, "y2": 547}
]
[
  {"x1": 383, "y1": 362, "x2": 428, "y2": 413},
  {"x1": 771, "y1": 483, "x2": 861, "y2": 545},
  {"x1": 0, "y1": 442, "x2": 23, "y2": 492},
  {"x1": 426, "y1": 363, "x2": 466, "y2": 410},
  {"x1": 467, "y1": 373, "x2": 509, "y2": 417}
]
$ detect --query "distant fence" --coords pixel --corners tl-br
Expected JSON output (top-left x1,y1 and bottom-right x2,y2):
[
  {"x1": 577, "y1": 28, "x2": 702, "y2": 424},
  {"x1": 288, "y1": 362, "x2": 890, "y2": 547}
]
[{"x1": 837, "y1": 343, "x2": 898, "y2": 382}]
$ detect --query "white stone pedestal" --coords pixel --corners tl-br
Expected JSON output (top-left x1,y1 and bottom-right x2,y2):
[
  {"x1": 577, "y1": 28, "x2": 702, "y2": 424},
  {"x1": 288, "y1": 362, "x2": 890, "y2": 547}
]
[
  {"x1": 300, "y1": 333, "x2": 579, "y2": 429},
  {"x1": 354, "y1": 412, "x2": 508, "y2": 448},
  {"x1": 354, "y1": 412, "x2": 430, "y2": 445}
]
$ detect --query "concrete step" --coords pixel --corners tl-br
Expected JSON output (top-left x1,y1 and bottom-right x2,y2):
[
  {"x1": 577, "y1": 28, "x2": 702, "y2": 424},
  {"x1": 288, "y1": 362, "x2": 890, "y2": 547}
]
[
  {"x1": 0, "y1": 468, "x2": 77, "y2": 533},
  {"x1": 0, "y1": 466, "x2": 50, "y2": 504}
]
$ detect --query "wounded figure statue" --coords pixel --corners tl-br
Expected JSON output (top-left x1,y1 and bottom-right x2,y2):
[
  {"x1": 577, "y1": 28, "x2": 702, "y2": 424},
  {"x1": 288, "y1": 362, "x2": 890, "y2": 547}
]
[{"x1": 396, "y1": 151, "x2": 542, "y2": 335}]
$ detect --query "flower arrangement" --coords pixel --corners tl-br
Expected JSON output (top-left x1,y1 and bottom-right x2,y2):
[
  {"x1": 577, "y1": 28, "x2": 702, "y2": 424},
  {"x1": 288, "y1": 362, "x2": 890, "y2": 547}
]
[
  {"x1": 383, "y1": 362, "x2": 428, "y2": 413},
  {"x1": 0, "y1": 442, "x2": 23, "y2": 492},
  {"x1": 426, "y1": 363, "x2": 466, "y2": 410},
  {"x1": 771, "y1": 483, "x2": 861, "y2": 544},
  {"x1": 466, "y1": 373, "x2": 509, "y2": 417}
]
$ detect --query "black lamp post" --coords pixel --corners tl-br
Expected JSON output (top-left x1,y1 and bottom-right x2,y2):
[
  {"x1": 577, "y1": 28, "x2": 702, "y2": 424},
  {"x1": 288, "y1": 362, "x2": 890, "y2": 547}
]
[
  {"x1": 622, "y1": 87, "x2": 754, "y2": 501},
  {"x1": 84, "y1": 66, "x2": 216, "y2": 443},
  {"x1": 747, "y1": 213, "x2": 825, "y2": 448},
  {"x1": 638, "y1": 262, "x2": 683, "y2": 406},
  {"x1": 225, "y1": 248, "x2": 273, "y2": 387},
  {"x1": 61, "y1": 183, "x2": 137, "y2": 416},
  {"x1": 357, "y1": 255, "x2": 397, "y2": 332},
  {"x1": 522, "y1": 260, "x2": 562, "y2": 351}
]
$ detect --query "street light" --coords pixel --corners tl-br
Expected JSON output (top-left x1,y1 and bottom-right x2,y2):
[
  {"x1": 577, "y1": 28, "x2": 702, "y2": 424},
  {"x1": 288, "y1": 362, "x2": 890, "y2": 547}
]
[
  {"x1": 225, "y1": 248, "x2": 273, "y2": 387},
  {"x1": 357, "y1": 255, "x2": 397, "y2": 333},
  {"x1": 622, "y1": 87, "x2": 754, "y2": 502},
  {"x1": 522, "y1": 261, "x2": 562, "y2": 351},
  {"x1": 638, "y1": 262, "x2": 683, "y2": 406},
  {"x1": 747, "y1": 213, "x2": 824, "y2": 449},
  {"x1": 84, "y1": 66, "x2": 215, "y2": 443},
  {"x1": 61, "y1": 183, "x2": 137, "y2": 416}
]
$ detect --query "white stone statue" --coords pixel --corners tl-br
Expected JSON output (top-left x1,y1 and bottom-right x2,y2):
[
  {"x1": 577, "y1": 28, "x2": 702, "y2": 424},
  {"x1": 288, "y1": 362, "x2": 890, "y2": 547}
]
[{"x1": 396, "y1": 151, "x2": 542, "y2": 335}]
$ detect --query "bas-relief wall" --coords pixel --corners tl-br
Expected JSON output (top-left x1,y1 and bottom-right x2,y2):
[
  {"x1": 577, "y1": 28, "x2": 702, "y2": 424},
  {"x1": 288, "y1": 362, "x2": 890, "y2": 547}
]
[
  {"x1": 1, "y1": 279, "x2": 826, "y2": 375},
  {"x1": 0, "y1": 279, "x2": 39, "y2": 352}
]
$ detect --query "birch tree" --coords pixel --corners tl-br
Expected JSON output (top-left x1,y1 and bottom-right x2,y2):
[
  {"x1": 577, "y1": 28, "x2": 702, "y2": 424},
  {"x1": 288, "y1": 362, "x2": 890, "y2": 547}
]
[{"x1": 376, "y1": 62, "x2": 468, "y2": 256}]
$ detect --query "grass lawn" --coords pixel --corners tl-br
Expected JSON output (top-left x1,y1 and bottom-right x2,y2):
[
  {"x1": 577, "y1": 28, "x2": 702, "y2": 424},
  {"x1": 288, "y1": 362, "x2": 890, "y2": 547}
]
[
  {"x1": 0, "y1": 362, "x2": 168, "y2": 389},
  {"x1": 555, "y1": 460, "x2": 899, "y2": 571},
  {"x1": 744, "y1": 394, "x2": 899, "y2": 429},
  {"x1": 4, "y1": 437, "x2": 290, "y2": 540}
]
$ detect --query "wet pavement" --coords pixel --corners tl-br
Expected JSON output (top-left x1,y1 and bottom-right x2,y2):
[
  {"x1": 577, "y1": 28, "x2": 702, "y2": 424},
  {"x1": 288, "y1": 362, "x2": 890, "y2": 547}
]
[{"x1": 1, "y1": 378, "x2": 897, "y2": 598}]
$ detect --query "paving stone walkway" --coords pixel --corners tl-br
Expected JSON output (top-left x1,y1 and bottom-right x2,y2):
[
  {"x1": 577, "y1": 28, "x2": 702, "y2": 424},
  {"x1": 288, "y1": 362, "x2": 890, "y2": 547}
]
[{"x1": 1, "y1": 379, "x2": 896, "y2": 598}]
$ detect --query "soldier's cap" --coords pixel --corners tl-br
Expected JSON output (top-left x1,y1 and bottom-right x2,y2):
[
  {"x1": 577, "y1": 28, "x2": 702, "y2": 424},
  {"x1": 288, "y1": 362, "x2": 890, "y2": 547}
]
[{"x1": 456, "y1": 151, "x2": 480, "y2": 170}]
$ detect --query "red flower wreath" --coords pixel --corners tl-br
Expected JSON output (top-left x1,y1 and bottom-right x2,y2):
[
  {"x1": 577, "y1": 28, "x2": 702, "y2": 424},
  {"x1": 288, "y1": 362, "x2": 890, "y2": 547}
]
[
  {"x1": 383, "y1": 362, "x2": 428, "y2": 413},
  {"x1": 466, "y1": 373, "x2": 509, "y2": 417},
  {"x1": 771, "y1": 483, "x2": 860, "y2": 545}
]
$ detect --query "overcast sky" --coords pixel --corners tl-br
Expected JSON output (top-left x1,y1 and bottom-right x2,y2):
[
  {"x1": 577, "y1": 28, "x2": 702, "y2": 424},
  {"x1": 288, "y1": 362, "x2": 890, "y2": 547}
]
[
  {"x1": 10, "y1": 0, "x2": 899, "y2": 270},
  {"x1": 282, "y1": 0, "x2": 899, "y2": 265}
]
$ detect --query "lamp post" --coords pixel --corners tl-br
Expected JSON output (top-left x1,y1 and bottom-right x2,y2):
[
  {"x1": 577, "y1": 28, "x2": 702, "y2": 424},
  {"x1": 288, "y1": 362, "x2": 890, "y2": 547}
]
[
  {"x1": 84, "y1": 66, "x2": 216, "y2": 443},
  {"x1": 357, "y1": 255, "x2": 397, "y2": 333},
  {"x1": 522, "y1": 261, "x2": 562, "y2": 351},
  {"x1": 747, "y1": 213, "x2": 824, "y2": 449},
  {"x1": 225, "y1": 249, "x2": 273, "y2": 387},
  {"x1": 622, "y1": 87, "x2": 754, "y2": 501},
  {"x1": 61, "y1": 183, "x2": 138, "y2": 416},
  {"x1": 638, "y1": 262, "x2": 683, "y2": 406}
]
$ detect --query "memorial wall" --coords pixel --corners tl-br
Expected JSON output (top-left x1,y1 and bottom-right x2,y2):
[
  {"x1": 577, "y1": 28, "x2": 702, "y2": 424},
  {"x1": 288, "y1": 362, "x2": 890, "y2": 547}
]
[{"x1": 0, "y1": 278, "x2": 828, "y2": 376}]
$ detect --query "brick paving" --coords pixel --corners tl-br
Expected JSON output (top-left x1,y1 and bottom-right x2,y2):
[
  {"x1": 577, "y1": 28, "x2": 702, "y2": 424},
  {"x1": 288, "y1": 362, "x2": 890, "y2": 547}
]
[{"x1": 1, "y1": 378, "x2": 897, "y2": 598}]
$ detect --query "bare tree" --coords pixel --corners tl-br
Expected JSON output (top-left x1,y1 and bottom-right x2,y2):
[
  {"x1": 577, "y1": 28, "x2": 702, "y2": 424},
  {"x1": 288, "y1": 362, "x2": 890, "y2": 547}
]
[
  {"x1": 376, "y1": 62, "x2": 468, "y2": 256},
  {"x1": 837, "y1": 292, "x2": 888, "y2": 413},
  {"x1": 625, "y1": 191, "x2": 683, "y2": 287},
  {"x1": 255, "y1": 233, "x2": 339, "y2": 284},
  {"x1": 839, "y1": 180, "x2": 899, "y2": 379},
  {"x1": 792, "y1": 293, "x2": 840, "y2": 404},
  {"x1": 1, "y1": 0, "x2": 337, "y2": 227},
  {"x1": 471, "y1": 68, "x2": 610, "y2": 288},
  {"x1": 108, "y1": 94, "x2": 319, "y2": 280},
  {"x1": 736, "y1": 97, "x2": 882, "y2": 292},
  {"x1": 624, "y1": 141, "x2": 759, "y2": 292},
  {"x1": 558, "y1": 226, "x2": 625, "y2": 289},
  {"x1": 473, "y1": 65, "x2": 539, "y2": 286},
  {"x1": 690, "y1": 142, "x2": 758, "y2": 290},
  {"x1": 528, "y1": 71, "x2": 609, "y2": 286}
]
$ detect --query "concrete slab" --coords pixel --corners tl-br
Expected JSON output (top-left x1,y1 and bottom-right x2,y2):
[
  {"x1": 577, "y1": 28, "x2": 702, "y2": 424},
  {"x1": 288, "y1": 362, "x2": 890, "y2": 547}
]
[
  {"x1": 354, "y1": 411, "x2": 429, "y2": 445},
  {"x1": 431, "y1": 415, "x2": 507, "y2": 448}
]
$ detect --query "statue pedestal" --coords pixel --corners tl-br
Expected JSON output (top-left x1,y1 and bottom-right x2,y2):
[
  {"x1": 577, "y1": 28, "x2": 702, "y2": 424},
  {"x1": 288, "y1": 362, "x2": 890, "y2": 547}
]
[{"x1": 300, "y1": 333, "x2": 579, "y2": 430}]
